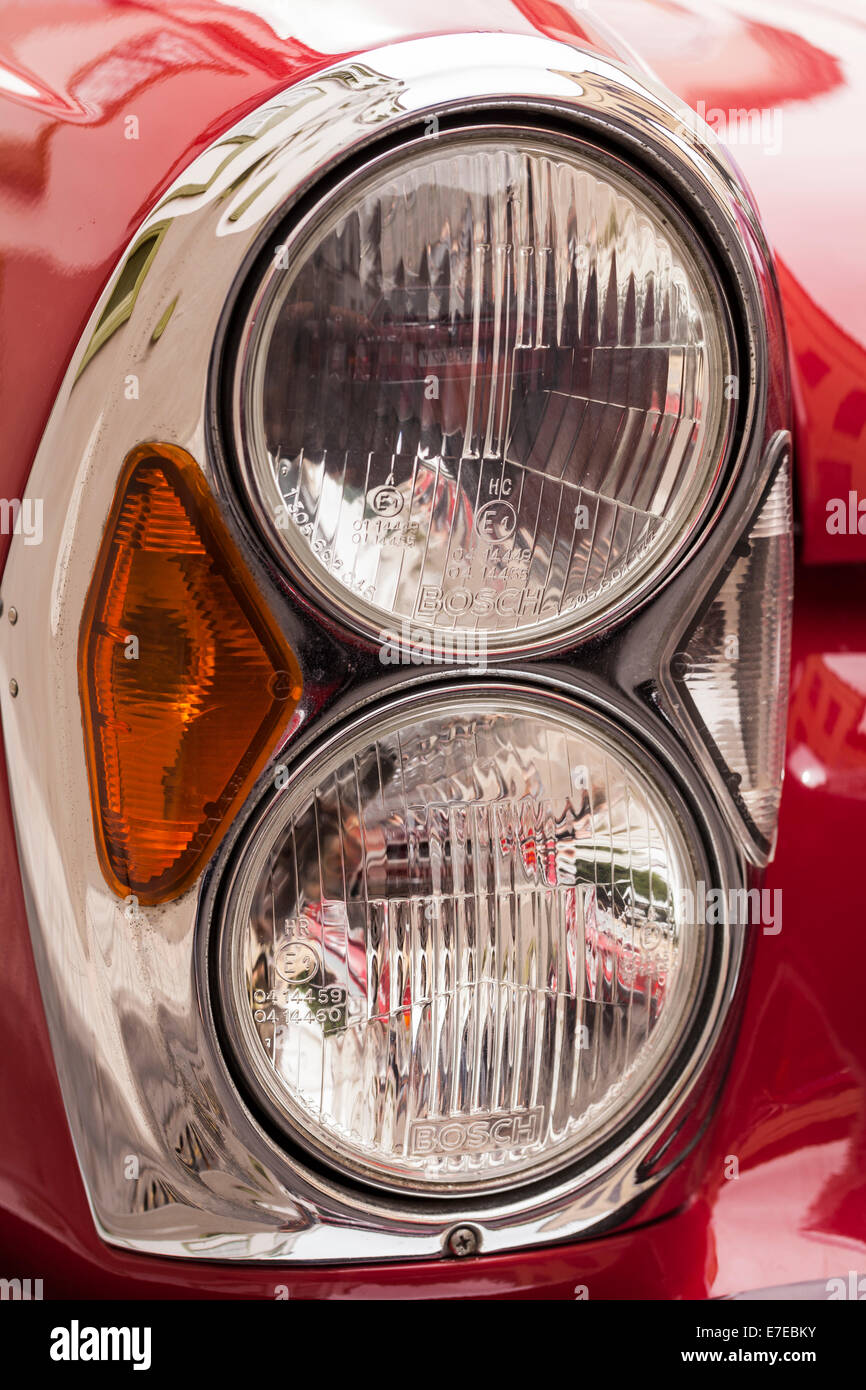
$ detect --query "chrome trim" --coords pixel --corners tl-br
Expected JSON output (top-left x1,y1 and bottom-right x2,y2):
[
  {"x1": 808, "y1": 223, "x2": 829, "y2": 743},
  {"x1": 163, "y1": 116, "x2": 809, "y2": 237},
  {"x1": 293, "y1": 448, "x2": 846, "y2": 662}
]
[{"x1": 0, "y1": 32, "x2": 786, "y2": 1261}]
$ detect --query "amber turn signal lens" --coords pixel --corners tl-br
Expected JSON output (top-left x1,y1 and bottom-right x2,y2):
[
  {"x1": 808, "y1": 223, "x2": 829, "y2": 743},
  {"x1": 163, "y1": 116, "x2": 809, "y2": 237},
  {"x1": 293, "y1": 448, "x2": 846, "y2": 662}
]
[{"x1": 79, "y1": 443, "x2": 301, "y2": 904}]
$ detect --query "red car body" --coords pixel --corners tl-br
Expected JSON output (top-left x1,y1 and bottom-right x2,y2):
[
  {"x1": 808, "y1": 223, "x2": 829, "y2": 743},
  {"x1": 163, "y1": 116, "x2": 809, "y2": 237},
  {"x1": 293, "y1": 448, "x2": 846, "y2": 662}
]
[{"x1": 1, "y1": 0, "x2": 864, "y2": 1298}]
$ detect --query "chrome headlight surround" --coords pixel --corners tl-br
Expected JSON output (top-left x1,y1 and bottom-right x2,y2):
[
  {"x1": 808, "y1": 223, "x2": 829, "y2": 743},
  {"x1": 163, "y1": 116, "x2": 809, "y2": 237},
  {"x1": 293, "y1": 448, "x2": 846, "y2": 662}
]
[{"x1": 0, "y1": 33, "x2": 789, "y2": 1262}]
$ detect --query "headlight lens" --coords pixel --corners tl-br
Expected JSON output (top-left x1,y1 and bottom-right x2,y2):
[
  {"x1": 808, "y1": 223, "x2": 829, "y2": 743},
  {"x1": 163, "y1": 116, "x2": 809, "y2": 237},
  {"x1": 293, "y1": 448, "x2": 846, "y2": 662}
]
[
  {"x1": 218, "y1": 690, "x2": 708, "y2": 1194},
  {"x1": 234, "y1": 130, "x2": 735, "y2": 652}
]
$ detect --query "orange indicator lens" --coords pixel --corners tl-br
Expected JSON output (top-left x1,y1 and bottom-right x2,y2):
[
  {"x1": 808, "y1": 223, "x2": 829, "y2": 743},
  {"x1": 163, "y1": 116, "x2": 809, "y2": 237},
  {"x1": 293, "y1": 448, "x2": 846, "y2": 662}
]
[{"x1": 79, "y1": 443, "x2": 301, "y2": 904}]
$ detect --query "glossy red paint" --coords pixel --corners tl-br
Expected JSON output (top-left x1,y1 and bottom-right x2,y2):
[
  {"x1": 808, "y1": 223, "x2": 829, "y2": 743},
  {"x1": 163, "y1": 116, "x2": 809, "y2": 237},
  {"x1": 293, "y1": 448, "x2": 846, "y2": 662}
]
[
  {"x1": 0, "y1": 0, "x2": 864, "y2": 1297},
  {"x1": 600, "y1": 0, "x2": 866, "y2": 565}
]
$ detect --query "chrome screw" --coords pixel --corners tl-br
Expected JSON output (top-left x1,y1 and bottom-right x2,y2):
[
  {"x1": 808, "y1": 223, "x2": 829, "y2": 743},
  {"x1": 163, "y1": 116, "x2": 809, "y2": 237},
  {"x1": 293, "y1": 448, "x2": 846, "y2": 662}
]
[
  {"x1": 9, "y1": 679, "x2": 18, "y2": 698},
  {"x1": 446, "y1": 1225, "x2": 479, "y2": 1258},
  {"x1": 7, "y1": 607, "x2": 16, "y2": 625}
]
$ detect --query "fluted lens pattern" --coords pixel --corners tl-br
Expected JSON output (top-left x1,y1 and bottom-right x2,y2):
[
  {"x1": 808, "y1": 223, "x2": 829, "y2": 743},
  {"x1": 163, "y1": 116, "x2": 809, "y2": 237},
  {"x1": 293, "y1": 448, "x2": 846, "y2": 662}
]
[
  {"x1": 241, "y1": 133, "x2": 733, "y2": 650},
  {"x1": 678, "y1": 466, "x2": 793, "y2": 845},
  {"x1": 223, "y1": 695, "x2": 706, "y2": 1191}
]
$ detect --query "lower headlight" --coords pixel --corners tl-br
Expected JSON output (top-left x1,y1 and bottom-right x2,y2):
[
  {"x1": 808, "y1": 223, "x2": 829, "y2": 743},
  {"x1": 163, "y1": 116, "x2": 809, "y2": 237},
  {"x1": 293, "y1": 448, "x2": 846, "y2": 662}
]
[{"x1": 217, "y1": 688, "x2": 711, "y2": 1194}]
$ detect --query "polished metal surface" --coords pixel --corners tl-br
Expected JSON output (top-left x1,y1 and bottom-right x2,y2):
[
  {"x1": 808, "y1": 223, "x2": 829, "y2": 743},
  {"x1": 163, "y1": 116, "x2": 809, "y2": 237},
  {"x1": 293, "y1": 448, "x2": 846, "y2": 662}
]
[{"x1": 0, "y1": 32, "x2": 788, "y2": 1261}]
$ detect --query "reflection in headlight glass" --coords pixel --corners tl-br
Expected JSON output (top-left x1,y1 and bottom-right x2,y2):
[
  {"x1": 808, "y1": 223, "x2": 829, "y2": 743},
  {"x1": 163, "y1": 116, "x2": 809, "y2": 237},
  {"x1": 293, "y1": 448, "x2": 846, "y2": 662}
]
[
  {"x1": 239, "y1": 133, "x2": 734, "y2": 649},
  {"x1": 222, "y1": 694, "x2": 707, "y2": 1192}
]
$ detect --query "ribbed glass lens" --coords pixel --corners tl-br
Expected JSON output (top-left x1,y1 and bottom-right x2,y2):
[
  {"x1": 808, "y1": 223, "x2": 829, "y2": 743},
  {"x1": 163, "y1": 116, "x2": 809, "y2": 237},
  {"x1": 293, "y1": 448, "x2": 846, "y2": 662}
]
[
  {"x1": 220, "y1": 692, "x2": 707, "y2": 1193},
  {"x1": 676, "y1": 465, "x2": 793, "y2": 852},
  {"x1": 236, "y1": 132, "x2": 734, "y2": 651}
]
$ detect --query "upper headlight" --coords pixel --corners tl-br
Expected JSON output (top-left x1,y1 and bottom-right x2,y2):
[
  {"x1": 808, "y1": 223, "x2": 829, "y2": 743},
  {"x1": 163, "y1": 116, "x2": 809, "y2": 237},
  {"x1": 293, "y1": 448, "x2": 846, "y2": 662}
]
[{"x1": 232, "y1": 128, "x2": 736, "y2": 653}]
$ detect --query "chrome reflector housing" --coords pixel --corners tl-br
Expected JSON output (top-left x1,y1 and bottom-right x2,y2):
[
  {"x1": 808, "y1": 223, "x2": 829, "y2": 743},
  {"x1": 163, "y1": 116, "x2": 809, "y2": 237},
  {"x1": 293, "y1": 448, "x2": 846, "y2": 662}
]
[
  {"x1": 218, "y1": 688, "x2": 709, "y2": 1193},
  {"x1": 233, "y1": 130, "x2": 736, "y2": 653}
]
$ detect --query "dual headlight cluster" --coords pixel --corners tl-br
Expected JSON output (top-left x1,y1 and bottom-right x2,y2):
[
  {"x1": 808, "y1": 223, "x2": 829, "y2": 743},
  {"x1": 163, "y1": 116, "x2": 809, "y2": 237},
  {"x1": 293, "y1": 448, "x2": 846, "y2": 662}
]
[
  {"x1": 2, "y1": 36, "x2": 790, "y2": 1257},
  {"x1": 211, "y1": 129, "x2": 743, "y2": 1196}
]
